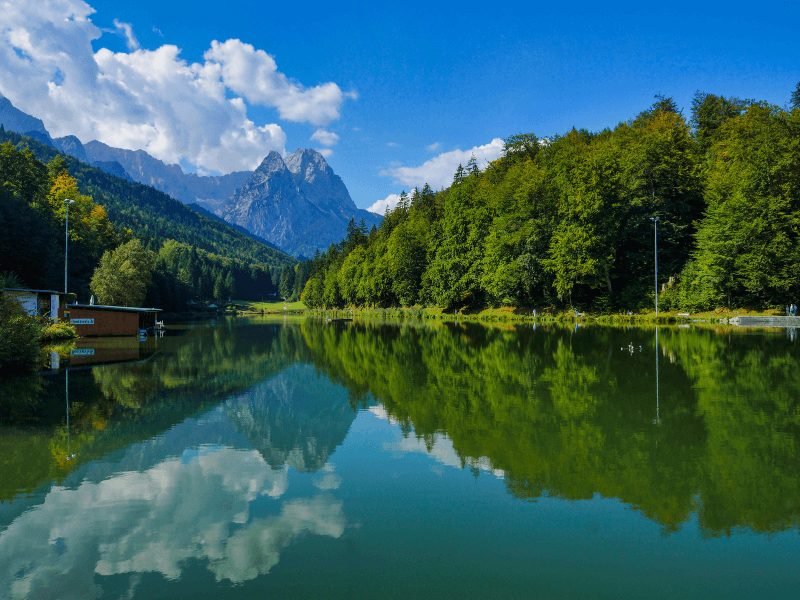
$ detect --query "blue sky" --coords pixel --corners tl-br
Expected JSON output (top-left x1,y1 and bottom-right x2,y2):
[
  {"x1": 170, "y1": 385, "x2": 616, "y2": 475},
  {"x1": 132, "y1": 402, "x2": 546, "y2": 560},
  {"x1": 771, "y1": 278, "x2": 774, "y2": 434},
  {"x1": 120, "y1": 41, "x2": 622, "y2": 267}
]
[{"x1": 2, "y1": 1, "x2": 798, "y2": 210}]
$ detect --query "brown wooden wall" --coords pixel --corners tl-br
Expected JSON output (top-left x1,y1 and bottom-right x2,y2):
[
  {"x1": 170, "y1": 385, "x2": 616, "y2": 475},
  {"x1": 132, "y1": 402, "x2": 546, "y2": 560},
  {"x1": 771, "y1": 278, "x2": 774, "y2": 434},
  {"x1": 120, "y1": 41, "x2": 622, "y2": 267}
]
[{"x1": 61, "y1": 307, "x2": 141, "y2": 337}]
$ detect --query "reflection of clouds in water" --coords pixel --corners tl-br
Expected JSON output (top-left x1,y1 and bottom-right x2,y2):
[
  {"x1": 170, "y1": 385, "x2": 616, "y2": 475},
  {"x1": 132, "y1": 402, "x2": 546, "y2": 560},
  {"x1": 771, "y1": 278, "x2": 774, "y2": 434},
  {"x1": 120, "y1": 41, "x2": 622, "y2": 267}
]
[
  {"x1": 314, "y1": 472, "x2": 342, "y2": 491},
  {"x1": 213, "y1": 496, "x2": 344, "y2": 582},
  {"x1": 0, "y1": 448, "x2": 344, "y2": 600},
  {"x1": 368, "y1": 405, "x2": 399, "y2": 425},
  {"x1": 384, "y1": 429, "x2": 505, "y2": 479}
]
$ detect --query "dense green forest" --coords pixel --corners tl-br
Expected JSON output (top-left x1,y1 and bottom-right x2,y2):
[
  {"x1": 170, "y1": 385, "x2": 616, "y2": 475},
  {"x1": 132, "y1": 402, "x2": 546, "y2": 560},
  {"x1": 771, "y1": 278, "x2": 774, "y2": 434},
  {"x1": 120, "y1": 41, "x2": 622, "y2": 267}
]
[
  {"x1": 0, "y1": 131, "x2": 301, "y2": 309},
  {"x1": 303, "y1": 88, "x2": 800, "y2": 312}
]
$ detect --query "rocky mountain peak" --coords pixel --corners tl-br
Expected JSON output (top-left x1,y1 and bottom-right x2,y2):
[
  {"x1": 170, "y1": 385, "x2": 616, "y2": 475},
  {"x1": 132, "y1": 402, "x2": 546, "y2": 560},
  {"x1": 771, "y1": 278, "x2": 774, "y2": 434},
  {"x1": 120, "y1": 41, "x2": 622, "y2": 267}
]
[
  {"x1": 256, "y1": 151, "x2": 287, "y2": 173},
  {"x1": 285, "y1": 148, "x2": 329, "y2": 180},
  {"x1": 225, "y1": 148, "x2": 381, "y2": 257}
]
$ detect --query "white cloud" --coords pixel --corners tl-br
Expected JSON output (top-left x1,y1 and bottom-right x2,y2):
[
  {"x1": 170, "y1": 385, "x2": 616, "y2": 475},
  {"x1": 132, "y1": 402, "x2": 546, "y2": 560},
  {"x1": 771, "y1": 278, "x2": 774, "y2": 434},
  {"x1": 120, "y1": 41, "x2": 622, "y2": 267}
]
[
  {"x1": 112, "y1": 18, "x2": 138, "y2": 51},
  {"x1": 310, "y1": 128, "x2": 339, "y2": 146},
  {"x1": 425, "y1": 142, "x2": 441, "y2": 152},
  {"x1": 205, "y1": 39, "x2": 353, "y2": 126},
  {"x1": 0, "y1": 1, "x2": 352, "y2": 173},
  {"x1": 381, "y1": 138, "x2": 505, "y2": 189},
  {"x1": 367, "y1": 193, "x2": 402, "y2": 215},
  {"x1": 316, "y1": 147, "x2": 334, "y2": 158}
]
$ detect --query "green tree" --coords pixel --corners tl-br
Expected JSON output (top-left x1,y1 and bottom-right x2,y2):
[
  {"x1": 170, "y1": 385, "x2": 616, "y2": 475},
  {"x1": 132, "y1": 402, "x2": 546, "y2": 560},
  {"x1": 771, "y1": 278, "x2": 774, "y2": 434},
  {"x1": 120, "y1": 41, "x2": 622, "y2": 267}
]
[
  {"x1": 681, "y1": 104, "x2": 800, "y2": 308},
  {"x1": 90, "y1": 239, "x2": 156, "y2": 306},
  {"x1": 691, "y1": 92, "x2": 747, "y2": 152}
]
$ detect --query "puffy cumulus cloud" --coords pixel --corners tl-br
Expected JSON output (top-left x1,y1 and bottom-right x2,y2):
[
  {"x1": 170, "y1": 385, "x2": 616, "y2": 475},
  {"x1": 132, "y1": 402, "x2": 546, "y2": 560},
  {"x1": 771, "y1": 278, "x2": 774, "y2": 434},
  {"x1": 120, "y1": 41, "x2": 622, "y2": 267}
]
[
  {"x1": 205, "y1": 39, "x2": 355, "y2": 126},
  {"x1": 0, "y1": 1, "x2": 351, "y2": 173},
  {"x1": 316, "y1": 147, "x2": 334, "y2": 158},
  {"x1": 0, "y1": 447, "x2": 345, "y2": 599},
  {"x1": 310, "y1": 128, "x2": 339, "y2": 147},
  {"x1": 366, "y1": 192, "x2": 402, "y2": 215},
  {"x1": 381, "y1": 138, "x2": 505, "y2": 189}
]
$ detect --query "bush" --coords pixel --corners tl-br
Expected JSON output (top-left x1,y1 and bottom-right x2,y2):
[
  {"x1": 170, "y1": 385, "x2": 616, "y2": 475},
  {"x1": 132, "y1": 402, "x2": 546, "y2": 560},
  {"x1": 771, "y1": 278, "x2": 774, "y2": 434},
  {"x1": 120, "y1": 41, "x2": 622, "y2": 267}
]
[
  {"x1": 41, "y1": 321, "x2": 77, "y2": 342},
  {"x1": 0, "y1": 295, "x2": 42, "y2": 373}
]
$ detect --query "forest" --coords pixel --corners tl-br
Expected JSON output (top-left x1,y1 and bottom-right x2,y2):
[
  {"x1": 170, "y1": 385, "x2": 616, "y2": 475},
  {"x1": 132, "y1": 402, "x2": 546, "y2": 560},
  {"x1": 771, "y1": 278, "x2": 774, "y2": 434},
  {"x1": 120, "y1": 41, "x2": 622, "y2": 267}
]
[
  {"x1": 302, "y1": 87, "x2": 800, "y2": 312},
  {"x1": 0, "y1": 135, "x2": 301, "y2": 311}
]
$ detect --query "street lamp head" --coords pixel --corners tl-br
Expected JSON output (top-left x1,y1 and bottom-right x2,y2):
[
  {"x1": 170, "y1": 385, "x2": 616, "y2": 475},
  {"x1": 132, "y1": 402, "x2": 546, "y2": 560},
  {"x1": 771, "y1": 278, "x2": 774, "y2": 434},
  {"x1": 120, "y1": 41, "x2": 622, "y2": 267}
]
[
  {"x1": 650, "y1": 216, "x2": 660, "y2": 223},
  {"x1": 64, "y1": 198, "x2": 75, "y2": 205}
]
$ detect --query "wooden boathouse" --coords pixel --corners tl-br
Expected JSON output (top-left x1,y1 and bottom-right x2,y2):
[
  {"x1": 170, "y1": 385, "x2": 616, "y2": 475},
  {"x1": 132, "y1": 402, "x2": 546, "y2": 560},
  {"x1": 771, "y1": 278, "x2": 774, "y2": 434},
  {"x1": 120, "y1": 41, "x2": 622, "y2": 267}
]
[{"x1": 61, "y1": 304, "x2": 162, "y2": 337}]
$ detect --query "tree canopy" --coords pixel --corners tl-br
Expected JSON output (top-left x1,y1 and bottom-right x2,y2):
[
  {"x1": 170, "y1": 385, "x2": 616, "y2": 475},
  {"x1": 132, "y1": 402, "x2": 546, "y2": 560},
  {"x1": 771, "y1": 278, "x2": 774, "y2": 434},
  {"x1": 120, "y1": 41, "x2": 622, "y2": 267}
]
[{"x1": 303, "y1": 88, "x2": 800, "y2": 312}]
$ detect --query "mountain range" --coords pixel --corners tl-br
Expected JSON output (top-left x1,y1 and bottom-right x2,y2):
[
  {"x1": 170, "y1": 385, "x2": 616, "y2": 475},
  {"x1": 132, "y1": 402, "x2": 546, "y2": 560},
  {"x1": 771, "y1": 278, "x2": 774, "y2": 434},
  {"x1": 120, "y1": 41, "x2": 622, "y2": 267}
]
[{"x1": 0, "y1": 95, "x2": 380, "y2": 256}]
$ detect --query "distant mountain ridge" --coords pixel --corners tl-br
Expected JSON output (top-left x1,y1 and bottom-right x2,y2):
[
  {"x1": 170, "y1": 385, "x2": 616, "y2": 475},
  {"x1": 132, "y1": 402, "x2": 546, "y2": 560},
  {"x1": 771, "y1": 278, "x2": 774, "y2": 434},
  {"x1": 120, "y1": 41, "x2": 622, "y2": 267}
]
[
  {"x1": 0, "y1": 127, "x2": 292, "y2": 269},
  {"x1": 82, "y1": 140, "x2": 250, "y2": 211},
  {"x1": 0, "y1": 95, "x2": 379, "y2": 256},
  {"x1": 0, "y1": 96, "x2": 51, "y2": 141}
]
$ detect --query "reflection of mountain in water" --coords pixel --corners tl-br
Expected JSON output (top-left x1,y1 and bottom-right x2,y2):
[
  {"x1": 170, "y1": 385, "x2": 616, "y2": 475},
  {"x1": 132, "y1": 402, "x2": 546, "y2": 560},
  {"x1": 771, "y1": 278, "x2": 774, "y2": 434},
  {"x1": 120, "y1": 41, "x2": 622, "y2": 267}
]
[
  {"x1": 0, "y1": 322, "x2": 309, "y2": 499},
  {"x1": 224, "y1": 363, "x2": 356, "y2": 471},
  {"x1": 0, "y1": 358, "x2": 356, "y2": 599}
]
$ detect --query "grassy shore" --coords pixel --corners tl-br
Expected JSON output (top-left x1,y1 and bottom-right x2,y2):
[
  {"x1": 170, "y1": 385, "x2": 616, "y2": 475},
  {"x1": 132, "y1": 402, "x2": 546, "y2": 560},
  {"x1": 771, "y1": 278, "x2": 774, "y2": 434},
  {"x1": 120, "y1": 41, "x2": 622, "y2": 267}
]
[
  {"x1": 307, "y1": 305, "x2": 787, "y2": 325},
  {"x1": 234, "y1": 299, "x2": 308, "y2": 314},
  {"x1": 229, "y1": 296, "x2": 787, "y2": 325}
]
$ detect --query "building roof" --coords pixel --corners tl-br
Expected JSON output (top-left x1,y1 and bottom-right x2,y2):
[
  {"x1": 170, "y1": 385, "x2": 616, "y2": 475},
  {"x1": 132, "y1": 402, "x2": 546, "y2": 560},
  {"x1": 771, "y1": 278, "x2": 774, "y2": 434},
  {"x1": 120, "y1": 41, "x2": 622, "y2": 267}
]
[
  {"x1": 3, "y1": 287, "x2": 70, "y2": 295},
  {"x1": 68, "y1": 304, "x2": 162, "y2": 313}
]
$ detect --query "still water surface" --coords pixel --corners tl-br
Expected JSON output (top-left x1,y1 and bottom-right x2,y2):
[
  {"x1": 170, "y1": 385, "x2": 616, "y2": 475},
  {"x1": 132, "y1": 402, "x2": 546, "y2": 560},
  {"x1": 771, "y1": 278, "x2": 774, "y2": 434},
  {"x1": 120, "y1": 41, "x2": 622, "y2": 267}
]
[{"x1": 1, "y1": 319, "x2": 799, "y2": 598}]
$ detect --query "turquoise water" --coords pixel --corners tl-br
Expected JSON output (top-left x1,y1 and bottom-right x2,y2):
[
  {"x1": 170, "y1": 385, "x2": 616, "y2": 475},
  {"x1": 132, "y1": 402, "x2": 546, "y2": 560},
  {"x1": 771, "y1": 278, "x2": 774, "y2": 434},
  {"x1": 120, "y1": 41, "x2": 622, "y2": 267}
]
[{"x1": 1, "y1": 319, "x2": 799, "y2": 598}]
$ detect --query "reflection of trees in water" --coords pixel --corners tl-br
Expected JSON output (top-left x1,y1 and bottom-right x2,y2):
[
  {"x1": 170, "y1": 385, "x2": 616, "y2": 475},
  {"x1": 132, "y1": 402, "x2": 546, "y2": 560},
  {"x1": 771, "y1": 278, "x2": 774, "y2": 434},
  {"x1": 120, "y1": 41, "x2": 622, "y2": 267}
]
[
  {"x1": 660, "y1": 329, "x2": 800, "y2": 533},
  {"x1": 0, "y1": 321, "x2": 312, "y2": 499},
  {"x1": 223, "y1": 363, "x2": 356, "y2": 472},
  {"x1": 302, "y1": 320, "x2": 800, "y2": 534},
  {"x1": 4, "y1": 318, "x2": 799, "y2": 536}
]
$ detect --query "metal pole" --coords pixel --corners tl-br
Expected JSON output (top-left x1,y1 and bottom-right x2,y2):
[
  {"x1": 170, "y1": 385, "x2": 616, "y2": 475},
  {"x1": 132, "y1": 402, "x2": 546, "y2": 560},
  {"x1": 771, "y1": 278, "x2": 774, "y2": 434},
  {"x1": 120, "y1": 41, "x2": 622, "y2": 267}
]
[
  {"x1": 64, "y1": 199, "x2": 72, "y2": 294},
  {"x1": 651, "y1": 216, "x2": 659, "y2": 316}
]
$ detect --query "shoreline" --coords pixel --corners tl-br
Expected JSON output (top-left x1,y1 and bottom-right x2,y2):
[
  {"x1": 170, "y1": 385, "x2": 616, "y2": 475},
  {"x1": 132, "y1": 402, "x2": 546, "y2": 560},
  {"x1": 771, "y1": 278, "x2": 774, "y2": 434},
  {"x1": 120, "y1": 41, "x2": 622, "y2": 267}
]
[{"x1": 303, "y1": 305, "x2": 788, "y2": 326}]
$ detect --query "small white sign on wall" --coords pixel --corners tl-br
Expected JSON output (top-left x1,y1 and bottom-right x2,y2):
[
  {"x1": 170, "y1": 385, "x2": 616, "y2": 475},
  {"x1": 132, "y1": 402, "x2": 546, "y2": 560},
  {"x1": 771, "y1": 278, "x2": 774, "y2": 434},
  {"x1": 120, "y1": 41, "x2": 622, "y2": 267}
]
[
  {"x1": 70, "y1": 348, "x2": 95, "y2": 356},
  {"x1": 71, "y1": 318, "x2": 95, "y2": 325}
]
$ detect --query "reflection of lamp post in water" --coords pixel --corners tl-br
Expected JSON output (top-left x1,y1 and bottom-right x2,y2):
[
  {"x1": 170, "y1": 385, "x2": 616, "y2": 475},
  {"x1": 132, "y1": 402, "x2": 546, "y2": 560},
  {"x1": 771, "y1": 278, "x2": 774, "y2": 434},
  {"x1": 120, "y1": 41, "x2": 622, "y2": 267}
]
[
  {"x1": 65, "y1": 368, "x2": 75, "y2": 461},
  {"x1": 653, "y1": 328, "x2": 661, "y2": 426}
]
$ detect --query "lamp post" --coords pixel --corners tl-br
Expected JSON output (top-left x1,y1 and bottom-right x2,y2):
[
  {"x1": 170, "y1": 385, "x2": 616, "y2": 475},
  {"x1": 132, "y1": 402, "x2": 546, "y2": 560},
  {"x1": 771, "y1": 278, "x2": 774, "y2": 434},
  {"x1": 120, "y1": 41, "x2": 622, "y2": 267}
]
[
  {"x1": 650, "y1": 216, "x2": 660, "y2": 316},
  {"x1": 64, "y1": 199, "x2": 74, "y2": 294}
]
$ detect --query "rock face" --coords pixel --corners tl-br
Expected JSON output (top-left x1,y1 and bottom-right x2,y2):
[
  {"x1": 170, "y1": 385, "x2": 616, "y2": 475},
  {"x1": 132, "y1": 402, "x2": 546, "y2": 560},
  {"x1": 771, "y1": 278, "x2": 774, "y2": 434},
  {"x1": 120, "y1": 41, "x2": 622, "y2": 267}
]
[
  {"x1": 0, "y1": 96, "x2": 52, "y2": 142},
  {"x1": 83, "y1": 141, "x2": 250, "y2": 208},
  {"x1": 53, "y1": 135, "x2": 88, "y2": 162},
  {"x1": 224, "y1": 149, "x2": 381, "y2": 257}
]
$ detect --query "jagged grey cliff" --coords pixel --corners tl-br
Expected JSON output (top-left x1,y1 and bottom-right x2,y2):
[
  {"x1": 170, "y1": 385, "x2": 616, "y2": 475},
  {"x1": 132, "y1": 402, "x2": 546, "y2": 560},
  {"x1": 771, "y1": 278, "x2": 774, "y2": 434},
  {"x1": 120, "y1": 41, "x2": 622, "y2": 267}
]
[{"x1": 224, "y1": 149, "x2": 380, "y2": 257}]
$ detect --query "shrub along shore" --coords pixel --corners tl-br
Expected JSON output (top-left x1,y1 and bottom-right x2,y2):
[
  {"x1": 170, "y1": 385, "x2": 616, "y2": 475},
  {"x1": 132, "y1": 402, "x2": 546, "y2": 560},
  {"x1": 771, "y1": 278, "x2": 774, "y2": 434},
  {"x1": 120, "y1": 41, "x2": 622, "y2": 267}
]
[
  {"x1": 308, "y1": 305, "x2": 785, "y2": 325},
  {"x1": 0, "y1": 294, "x2": 77, "y2": 373}
]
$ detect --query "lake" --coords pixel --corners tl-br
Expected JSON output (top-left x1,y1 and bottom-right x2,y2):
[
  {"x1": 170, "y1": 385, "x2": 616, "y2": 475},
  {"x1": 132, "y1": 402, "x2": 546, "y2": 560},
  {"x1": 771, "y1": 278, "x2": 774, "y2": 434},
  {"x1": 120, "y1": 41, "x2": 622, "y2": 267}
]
[{"x1": 1, "y1": 319, "x2": 799, "y2": 598}]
